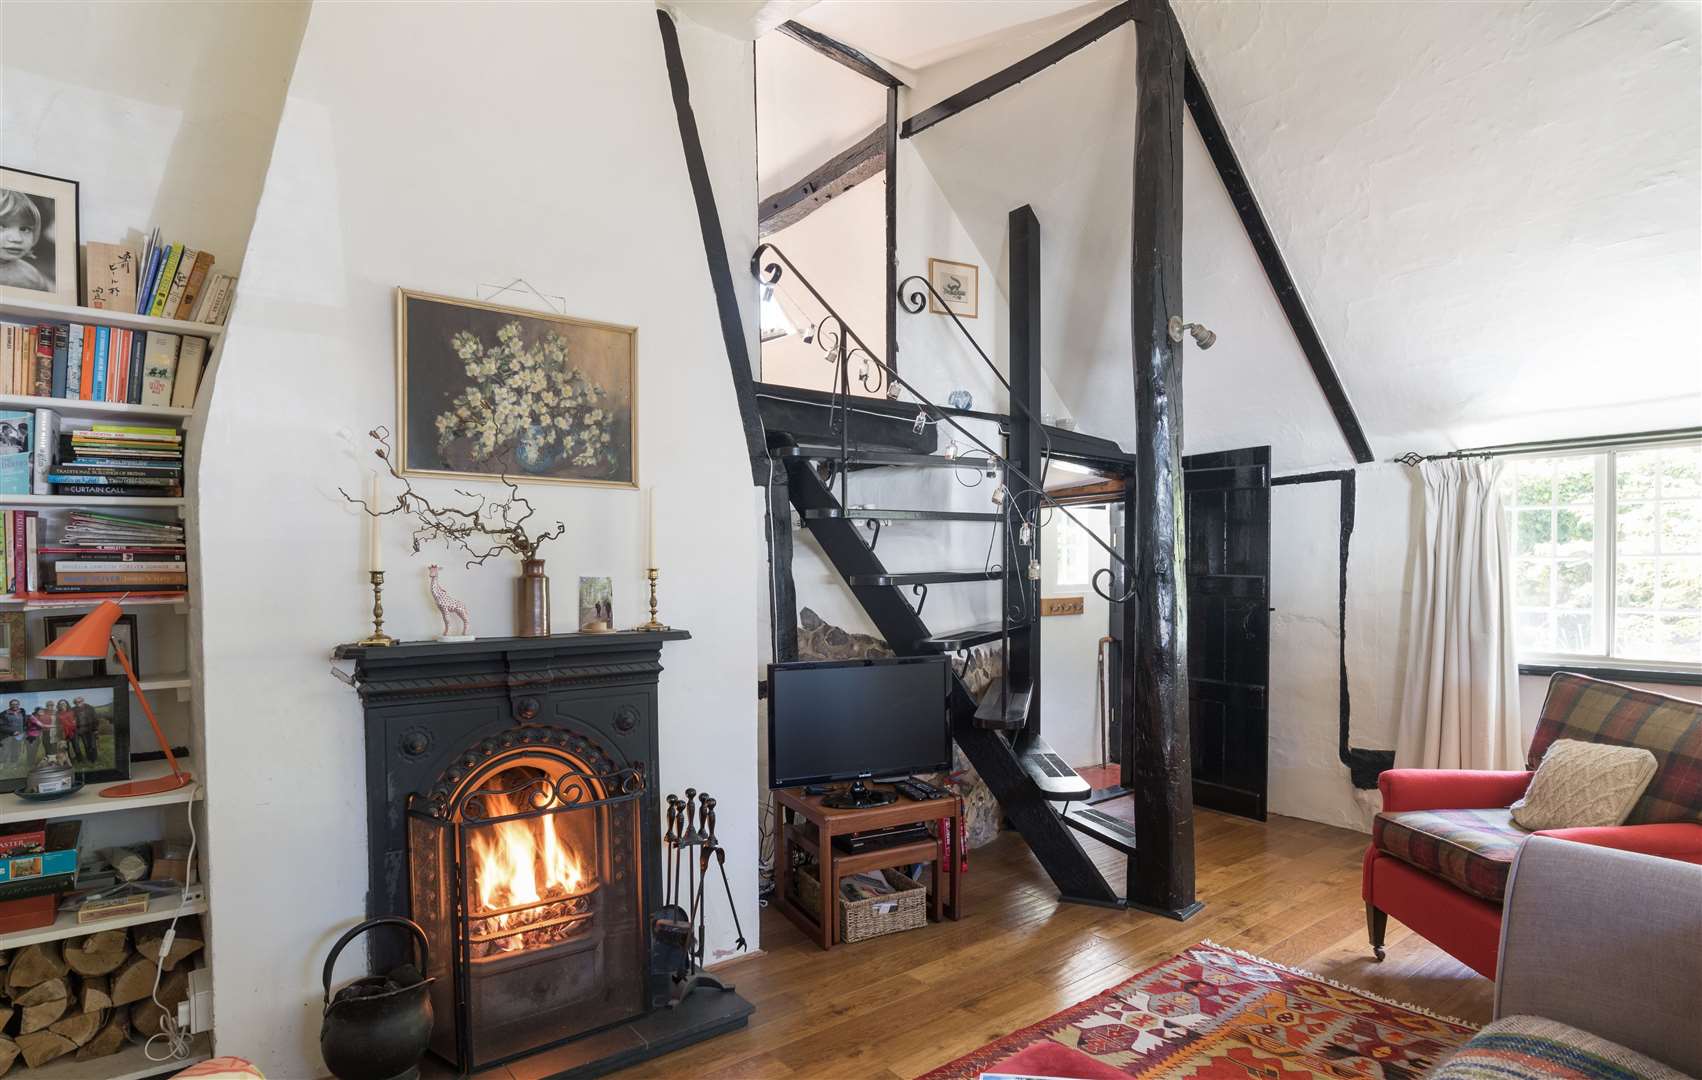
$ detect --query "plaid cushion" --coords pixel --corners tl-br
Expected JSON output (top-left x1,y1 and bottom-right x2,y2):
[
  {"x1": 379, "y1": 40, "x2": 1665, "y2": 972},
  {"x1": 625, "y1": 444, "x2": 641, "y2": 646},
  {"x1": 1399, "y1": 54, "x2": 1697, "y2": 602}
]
[
  {"x1": 1373, "y1": 808, "x2": 1527, "y2": 902},
  {"x1": 1530, "y1": 673, "x2": 1702, "y2": 825},
  {"x1": 1432, "y1": 1015, "x2": 1690, "y2": 1080}
]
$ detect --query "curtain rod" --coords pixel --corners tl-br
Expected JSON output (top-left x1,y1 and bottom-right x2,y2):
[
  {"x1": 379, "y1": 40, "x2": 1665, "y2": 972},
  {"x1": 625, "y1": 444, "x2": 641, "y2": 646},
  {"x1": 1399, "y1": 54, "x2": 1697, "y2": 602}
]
[{"x1": 1395, "y1": 425, "x2": 1702, "y2": 466}]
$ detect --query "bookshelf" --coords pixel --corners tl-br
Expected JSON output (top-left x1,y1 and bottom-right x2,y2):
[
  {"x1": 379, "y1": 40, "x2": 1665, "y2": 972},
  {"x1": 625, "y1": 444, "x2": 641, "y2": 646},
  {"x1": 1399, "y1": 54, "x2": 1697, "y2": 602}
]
[{"x1": 1, "y1": 292, "x2": 222, "y2": 1070}]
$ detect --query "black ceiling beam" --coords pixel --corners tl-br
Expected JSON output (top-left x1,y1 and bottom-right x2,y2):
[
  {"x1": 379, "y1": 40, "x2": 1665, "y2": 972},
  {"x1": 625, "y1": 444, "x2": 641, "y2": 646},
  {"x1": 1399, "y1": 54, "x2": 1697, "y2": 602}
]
[
  {"x1": 902, "y1": 1, "x2": 1135, "y2": 139},
  {"x1": 777, "y1": 21, "x2": 903, "y2": 88},
  {"x1": 1183, "y1": 57, "x2": 1375, "y2": 464},
  {"x1": 758, "y1": 125, "x2": 885, "y2": 238}
]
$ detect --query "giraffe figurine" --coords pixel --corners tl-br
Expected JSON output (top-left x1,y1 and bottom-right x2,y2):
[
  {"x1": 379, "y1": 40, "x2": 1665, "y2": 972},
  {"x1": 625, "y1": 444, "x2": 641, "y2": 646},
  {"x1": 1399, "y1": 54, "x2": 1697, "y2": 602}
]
[{"x1": 427, "y1": 564, "x2": 473, "y2": 641}]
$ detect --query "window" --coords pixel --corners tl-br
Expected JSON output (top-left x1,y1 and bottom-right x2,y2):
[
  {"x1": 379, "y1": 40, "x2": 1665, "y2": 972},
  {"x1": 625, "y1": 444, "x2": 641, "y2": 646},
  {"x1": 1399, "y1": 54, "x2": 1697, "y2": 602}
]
[
  {"x1": 1503, "y1": 443, "x2": 1702, "y2": 669},
  {"x1": 1055, "y1": 520, "x2": 1091, "y2": 586}
]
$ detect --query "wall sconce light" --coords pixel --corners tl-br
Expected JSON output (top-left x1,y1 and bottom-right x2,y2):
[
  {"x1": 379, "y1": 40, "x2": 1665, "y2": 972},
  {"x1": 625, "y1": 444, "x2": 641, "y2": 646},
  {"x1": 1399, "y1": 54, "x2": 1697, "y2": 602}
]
[{"x1": 1167, "y1": 316, "x2": 1217, "y2": 350}]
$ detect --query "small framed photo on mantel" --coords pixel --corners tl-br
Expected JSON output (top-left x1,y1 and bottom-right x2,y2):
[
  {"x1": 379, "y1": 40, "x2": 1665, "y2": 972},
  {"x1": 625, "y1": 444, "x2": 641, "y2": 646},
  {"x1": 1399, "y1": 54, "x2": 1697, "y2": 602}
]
[
  {"x1": 927, "y1": 257, "x2": 978, "y2": 320},
  {"x1": 0, "y1": 167, "x2": 80, "y2": 307}
]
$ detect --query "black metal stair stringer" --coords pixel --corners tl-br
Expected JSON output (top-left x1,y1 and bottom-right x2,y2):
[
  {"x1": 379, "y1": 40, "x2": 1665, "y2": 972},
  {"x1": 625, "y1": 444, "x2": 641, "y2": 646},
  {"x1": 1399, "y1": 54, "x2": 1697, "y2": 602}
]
[{"x1": 785, "y1": 458, "x2": 1120, "y2": 906}]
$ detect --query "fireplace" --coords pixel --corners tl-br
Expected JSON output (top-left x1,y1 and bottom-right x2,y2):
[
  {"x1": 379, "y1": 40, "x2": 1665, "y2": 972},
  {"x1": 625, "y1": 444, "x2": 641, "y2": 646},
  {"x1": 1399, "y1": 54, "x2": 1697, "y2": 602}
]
[{"x1": 336, "y1": 631, "x2": 752, "y2": 1078}]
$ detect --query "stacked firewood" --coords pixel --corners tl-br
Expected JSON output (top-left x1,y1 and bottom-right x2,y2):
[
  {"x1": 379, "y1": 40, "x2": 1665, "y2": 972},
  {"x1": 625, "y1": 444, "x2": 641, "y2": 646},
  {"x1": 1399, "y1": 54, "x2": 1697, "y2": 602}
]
[{"x1": 0, "y1": 918, "x2": 202, "y2": 1073}]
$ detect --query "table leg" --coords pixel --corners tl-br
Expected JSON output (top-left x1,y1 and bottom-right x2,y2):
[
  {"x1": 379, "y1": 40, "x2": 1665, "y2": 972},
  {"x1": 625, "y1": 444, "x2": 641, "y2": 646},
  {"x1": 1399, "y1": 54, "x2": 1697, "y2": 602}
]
[
  {"x1": 775, "y1": 807, "x2": 792, "y2": 917},
  {"x1": 819, "y1": 834, "x2": 836, "y2": 950},
  {"x1": 930, "y1": 853, "x2": 943, "y2": 922},
  {"x1": 948, "y1": 810, "x2": 962, "y2": 920}
]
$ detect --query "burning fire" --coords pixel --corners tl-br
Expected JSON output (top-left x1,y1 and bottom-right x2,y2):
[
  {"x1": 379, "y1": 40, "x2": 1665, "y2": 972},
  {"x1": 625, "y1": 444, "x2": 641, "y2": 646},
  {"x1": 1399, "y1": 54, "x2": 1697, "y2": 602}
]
[{"x1": 469, "y1": 787, "x2": 588, "y2": 916}]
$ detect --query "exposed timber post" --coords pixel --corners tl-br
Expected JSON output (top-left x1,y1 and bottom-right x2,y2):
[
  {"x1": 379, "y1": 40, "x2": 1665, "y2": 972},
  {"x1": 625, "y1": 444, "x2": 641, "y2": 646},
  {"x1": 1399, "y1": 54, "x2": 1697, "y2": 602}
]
[
  {"x1": 1127, "y1": 0, "x2": 1201, "y2": 920},
  {"x1": 1009, "y1": 206, "x2": 1043, "y2": 737}
]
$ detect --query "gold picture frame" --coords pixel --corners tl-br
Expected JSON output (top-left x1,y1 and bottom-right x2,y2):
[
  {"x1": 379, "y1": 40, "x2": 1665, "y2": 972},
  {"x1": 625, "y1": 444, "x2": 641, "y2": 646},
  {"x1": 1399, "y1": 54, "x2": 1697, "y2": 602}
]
[
  {"x1": 395, "y1": 288, "x2": 638, "y2": 489},
  {"x1": 927, "y1": 258, "x2": 978, "y2": 319}
]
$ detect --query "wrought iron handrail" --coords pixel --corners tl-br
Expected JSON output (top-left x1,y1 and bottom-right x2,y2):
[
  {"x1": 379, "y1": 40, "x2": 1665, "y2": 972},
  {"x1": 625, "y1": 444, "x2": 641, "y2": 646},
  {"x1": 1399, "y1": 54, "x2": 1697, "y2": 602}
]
[{"x1": 752, "y1": 243, "x2": 1134, "y2": 606}]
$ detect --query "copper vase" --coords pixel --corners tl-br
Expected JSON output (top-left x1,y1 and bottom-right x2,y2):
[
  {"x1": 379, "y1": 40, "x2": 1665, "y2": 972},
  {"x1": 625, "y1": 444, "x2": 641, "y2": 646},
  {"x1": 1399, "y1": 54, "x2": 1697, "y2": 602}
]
[{"x1": 517, "y1": 559, "x2": 550, "y2": 637}]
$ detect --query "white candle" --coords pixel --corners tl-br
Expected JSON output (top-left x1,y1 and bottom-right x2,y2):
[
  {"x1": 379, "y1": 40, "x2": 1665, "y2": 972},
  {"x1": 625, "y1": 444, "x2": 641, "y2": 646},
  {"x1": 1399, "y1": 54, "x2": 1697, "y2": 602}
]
[
  {"x1": 368, "y1": 472, "x2": 383, "y2": 572},
  {"x1": 645, "y1": 486, "x2": 656, "y2": 568}
]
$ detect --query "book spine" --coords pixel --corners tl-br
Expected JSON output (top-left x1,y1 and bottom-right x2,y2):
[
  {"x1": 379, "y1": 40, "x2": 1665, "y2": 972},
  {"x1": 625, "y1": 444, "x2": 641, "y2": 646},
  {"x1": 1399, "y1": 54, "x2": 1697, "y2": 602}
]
[
  {"x1": 126, "y1": 328, "x2": 145, "y2": 404},
  {"x1": 32, "y1": 324, "x2": 53, "y2": 397},
  {"x1": 112, "y1": 329, "x2": 132, "y2": 403},
  {"x1": 49, "y1": 323, "x2": 68, "y2": 399},
  {"x1": 1, "y1": 510, "x2": 9, "y2": 595},
  {"x1": 24, "y1": 513, "x2": 37, "y2": 595},
  {"x1": 50, "y1": 485, "x2": 182, "y2": 497},
  {"x1": 14, "y1": 327, "x2": 30, "y2": 395},
  {"x1": 50, "y1": 560, "x2": 186, "y2": 572},
  {"x1": 161, "y1": 247, "x2": 195, "y2": 319},
  {"x1": 10, "y1": 511, "x2": 23, "y2": 597},
  {"x1": 64, "y1": 324, "x2": 82, "y2": 398},
  {"x1": 92, "y1": 327, "x2": 110, "y2": 402},
  {"x1": 47, "y1": 475, "x2": 180, "y2": 487},
  {"x1": 149, "y1": 246, "x2": 183, "y2": 318},
  {"x1": 170, "y1": 337, "x2": 207, "y2": 410},
  {"x1": 136, "y1": 244, "x2": 163, "y2": 315},
  {"x1": 175, "y1": 251, "x2": 213, "y2": 319},
  {"x1": 52, "y1": 572, "x2": 187, "y2": 586},
  {"x1": 78, "y1": 324, "x2": 96, "y2": 401},
  {"x1": 30, "y1": 409, "x2": 59, "y2": 495}
]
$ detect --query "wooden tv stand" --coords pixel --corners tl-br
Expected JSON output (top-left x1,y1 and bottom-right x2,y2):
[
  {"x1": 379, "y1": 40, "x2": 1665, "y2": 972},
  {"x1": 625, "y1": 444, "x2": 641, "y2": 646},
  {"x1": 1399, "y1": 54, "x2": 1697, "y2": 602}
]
[{"x1": 772, "y1": 783, "x2": 963, "y2": 950}]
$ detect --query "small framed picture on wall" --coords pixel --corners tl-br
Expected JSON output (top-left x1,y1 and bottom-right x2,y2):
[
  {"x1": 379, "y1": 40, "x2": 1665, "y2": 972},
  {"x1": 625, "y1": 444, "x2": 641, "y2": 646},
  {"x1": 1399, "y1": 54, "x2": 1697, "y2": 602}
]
[
  {"x1": 0, "y1": 167, "x2": 80, "y2": 307},
  {"x1": 927, "y1": 258, "x2": 978, "y2": 319},
  {"x1": 42, "y1": 613, "x2": 139, "y2": 680}
]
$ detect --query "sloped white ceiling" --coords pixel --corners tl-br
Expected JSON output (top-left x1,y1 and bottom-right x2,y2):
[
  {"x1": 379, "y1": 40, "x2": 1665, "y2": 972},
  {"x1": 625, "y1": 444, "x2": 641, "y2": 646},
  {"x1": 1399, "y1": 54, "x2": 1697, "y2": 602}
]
[{"x1": 1174, "y1": 0, "x2": 1702, "y2": 454}]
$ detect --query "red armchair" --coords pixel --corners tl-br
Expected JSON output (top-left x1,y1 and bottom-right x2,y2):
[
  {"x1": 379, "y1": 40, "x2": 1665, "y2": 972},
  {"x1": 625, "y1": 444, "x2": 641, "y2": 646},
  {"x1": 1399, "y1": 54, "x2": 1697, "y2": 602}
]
[{"x1": 1362, "y1": 674, "x2": 1702, "y2": 979}]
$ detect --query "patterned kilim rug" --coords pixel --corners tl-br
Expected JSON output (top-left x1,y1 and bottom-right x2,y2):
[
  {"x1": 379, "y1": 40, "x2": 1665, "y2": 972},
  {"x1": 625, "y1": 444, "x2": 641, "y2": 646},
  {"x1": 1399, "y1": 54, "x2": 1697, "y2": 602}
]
[{"x1": 916, "y1": 942, "x2": 1478, "y2": 1080}]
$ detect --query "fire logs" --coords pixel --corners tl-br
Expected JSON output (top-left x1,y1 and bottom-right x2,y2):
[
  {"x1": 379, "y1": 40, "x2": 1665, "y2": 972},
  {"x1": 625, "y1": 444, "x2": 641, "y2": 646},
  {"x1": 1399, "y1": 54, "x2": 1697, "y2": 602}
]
[
  {"x1": 0, "y1": 920, "x2": 203, "y2": 1074},
  {"x1": 468, "y1": 893, "x2": 594, "y2": 959}
]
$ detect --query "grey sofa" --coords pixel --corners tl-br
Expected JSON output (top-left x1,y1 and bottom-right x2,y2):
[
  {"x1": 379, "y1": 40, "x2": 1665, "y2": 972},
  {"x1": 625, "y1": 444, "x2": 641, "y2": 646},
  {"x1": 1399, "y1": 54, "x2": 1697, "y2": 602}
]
[{"x1": 1432, "y1": 835, "x2": 1701, "y2": 1079}]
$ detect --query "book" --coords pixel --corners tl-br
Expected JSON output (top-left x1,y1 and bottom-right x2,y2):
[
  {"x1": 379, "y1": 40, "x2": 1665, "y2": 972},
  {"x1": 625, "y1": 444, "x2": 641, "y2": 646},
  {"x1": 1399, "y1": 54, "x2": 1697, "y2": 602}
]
[
  {"x1": 91, "y1": 326, "x2": 110, "y2": 401},
  {"x1": 196, "y1": 273, "x2": 236, "y2": 325},
  {"x1": 31, "y1": 407, "x2": 60, "y2": 495},
  {"x1": 161, "y1": 247, "x2": 196, "y2": 319},
  {"x1": 171, "y1": 337, "x2": 207, "y2": 409},
  {"x1": 49, "y1": 322, "x2": 69, "y2": 399},
  {"x1": 85, "y1": 242, "x2": 139, "y2": 311},
  {"x1": 0, "y1": 411, "x2": 30, "y2": 496},
  {"x1": 126, "y1": 326, "x2": 146, "y2": 404},
  {"x1": 49, "y1": 559, "x2": 185, "y2": 572},
  {"x1": 47, "y1": 474, "x2": 181, "y2": 488},
  {"x1": 135, "y1": 242, "x2": 164, "y2": 316},
  {"x1": 63, "y1": 323, "x2": 82, "y2": 398},
  {"x1": 174, "y1": 250, "x2": 214, "y2": 319},
  {"x1": 78, "y1": 323, "x2": 95, "y2": 401},
  {"x1": 32, "y1": 323, "x2": 54, "y2": 397},
  {"x1": 0, "y1": 821, "x2": 46, "y2": 857},
  {"x1": 24, "y1": 512, "x2": 38, "y2": 594},
  {"x1": 109, "y1": 328, "x2": 130, "y2": 403},
  {"x1": 9, "y1": 511, "x2": 25, "y2": 593},
  {"x1": 148, "y1": 245, "x2": 184, "y2": 317},
  {"x1": 50, "y1": 485, "x2": 182, "y2": 498}
]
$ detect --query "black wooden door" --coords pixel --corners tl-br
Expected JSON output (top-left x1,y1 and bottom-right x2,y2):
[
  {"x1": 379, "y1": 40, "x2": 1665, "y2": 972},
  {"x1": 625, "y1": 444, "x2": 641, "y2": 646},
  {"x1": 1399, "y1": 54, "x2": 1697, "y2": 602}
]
[{"x1": 1182, "y1": 447, "x2": 1271, "y2": 820}]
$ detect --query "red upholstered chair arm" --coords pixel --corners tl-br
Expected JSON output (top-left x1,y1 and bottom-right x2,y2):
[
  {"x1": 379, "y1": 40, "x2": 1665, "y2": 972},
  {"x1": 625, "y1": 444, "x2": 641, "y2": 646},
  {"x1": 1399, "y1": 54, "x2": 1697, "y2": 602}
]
[
  {"x1": 1378, "y1": 769, "x2": 1533, "y2": 812},
  {"x1": 1535, "y1": 822, "x2": 1702, "y2": 863}
]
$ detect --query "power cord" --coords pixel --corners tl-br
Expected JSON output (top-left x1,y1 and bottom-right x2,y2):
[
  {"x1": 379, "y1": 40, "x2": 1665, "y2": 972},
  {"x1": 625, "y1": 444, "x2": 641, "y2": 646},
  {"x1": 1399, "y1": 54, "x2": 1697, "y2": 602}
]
[{"x1": 144, "y1": 781, "x2": 200, "y2": 1062}]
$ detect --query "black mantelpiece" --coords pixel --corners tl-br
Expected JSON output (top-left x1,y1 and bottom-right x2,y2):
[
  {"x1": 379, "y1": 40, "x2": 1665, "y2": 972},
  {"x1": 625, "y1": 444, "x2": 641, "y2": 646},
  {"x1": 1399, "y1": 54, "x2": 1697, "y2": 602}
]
[{"x1": 335, "y1": 630, "x2": 752, "y2": 1077}]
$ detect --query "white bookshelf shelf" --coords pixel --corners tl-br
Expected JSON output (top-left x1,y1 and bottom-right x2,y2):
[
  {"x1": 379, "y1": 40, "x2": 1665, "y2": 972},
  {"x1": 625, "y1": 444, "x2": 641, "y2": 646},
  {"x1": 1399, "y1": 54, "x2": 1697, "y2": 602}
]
[
  {"x1": 0, "y1": 296, "x2": 225, "y2": 340},
  {"x1": 0, "y1": 759, "x2": 200, "y2": 825},
  {"x1": 25, "y1": 1033, "x2": 209, "y2": 1080},
  {"x1": 0, "y1": 494, "x2": 185, "y2": 508},
  {"x1": 0, "y1": 594, "x2": 188, "y2": 613},
  {"x1": 0, "y1": 885, "x2": 205, "y2": 951},
  {"x1": 0, "y1": 392, "x2": 193, "y2": 423}
]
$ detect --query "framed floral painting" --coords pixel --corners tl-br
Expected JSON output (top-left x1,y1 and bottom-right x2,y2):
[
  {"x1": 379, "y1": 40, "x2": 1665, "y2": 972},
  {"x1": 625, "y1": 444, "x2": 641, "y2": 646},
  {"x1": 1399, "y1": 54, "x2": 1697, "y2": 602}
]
[{"x1": 396, "y1": 289, "x2": 637, "y2": 488}]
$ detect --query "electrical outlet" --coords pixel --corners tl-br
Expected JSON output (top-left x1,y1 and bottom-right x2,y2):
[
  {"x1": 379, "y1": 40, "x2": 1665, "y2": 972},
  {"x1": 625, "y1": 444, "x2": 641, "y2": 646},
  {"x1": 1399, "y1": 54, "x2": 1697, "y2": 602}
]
[{"x1": 183, "y1": 883, "x2": 207, "y2": 904}]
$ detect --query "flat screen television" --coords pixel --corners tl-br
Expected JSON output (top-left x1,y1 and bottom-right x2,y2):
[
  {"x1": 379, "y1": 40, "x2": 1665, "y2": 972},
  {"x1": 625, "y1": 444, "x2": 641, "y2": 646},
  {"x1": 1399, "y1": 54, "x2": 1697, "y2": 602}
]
[{"x1": 766, "y1": 656, "x2": 952, "y2": 791}]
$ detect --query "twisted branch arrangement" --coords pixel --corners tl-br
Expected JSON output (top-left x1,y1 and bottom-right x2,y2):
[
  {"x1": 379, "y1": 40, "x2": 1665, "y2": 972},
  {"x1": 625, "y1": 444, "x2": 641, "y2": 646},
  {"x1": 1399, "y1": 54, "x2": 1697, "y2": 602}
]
[{"x1": 341, "y1": 427, "x2": 566, "y2": 567}]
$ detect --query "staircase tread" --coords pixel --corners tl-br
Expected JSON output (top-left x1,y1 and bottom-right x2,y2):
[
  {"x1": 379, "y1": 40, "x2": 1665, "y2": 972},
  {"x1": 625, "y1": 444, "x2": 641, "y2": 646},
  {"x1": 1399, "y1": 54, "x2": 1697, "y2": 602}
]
[
  {"x1": 1064, "y1": 804, "x2": 1138, "y2": 855},
  {"x1": 973, "y1": 681, "x2": 1030, "y2": 731},
  {"x1": 801, "y1": 507, "x2": 1003, "y2": 522},
  {"x1": 1017, "y1": 734, "x2": 1093, "y2": 801},
  {"x1": 774, "y1": 445, "x2": 999, "y2": 470},
  {"x1": 847, "y1": 570, "x2": 1002, "y2": 586},
  {"x1": 917, "y1": 621, "x2": 1007, "y2": 651}
]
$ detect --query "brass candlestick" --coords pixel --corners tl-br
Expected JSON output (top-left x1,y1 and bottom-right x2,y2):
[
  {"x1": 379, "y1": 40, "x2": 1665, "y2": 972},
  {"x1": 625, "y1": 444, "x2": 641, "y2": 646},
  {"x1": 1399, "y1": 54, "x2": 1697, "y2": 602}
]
[
  {"x1": 357, "y1": 570, "x2": 398, "y2": 647},
  {"x1": 635, "y1": 567, "x2": 670, "y2": 631}
]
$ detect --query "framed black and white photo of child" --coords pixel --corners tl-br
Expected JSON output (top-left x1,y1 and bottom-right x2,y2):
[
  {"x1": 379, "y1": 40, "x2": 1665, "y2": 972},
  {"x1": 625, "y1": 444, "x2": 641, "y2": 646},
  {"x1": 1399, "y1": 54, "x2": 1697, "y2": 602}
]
[{"x1": 0, "y1": 167, "x2": 80, "y2": 307}]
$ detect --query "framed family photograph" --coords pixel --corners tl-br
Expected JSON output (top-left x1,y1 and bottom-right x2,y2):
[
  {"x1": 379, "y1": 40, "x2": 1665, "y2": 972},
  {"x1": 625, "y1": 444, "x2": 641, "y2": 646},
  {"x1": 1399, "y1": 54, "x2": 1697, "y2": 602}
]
[
  {"x1": 396, "y1": 289, "x2": 638, "y2": 489},
  {"x1": 0, "y1": 167, "x2": 80, "y2": 307},
  {"x1": 42, "y1": 613, "x2": 139, "y2": 679},
  {"x1": 927, "y1": 257, "x2": 978, "y2": 319},
  {"x1": 0, "y1": 675, "x2": 130, "y2": 792}
]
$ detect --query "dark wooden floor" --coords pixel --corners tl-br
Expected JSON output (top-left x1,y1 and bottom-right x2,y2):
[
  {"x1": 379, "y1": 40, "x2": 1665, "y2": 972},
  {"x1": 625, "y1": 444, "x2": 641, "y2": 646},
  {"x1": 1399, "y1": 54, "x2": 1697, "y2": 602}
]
[{"x1": 613, "y1": 807, "x2": 1493, "y2": 1079}]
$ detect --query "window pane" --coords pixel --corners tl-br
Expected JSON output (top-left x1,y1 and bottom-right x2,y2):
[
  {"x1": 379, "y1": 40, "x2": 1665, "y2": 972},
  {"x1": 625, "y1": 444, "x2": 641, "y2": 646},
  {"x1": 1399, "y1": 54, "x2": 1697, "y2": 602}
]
[
  {"x1": 1659, "y1": 615, "x2": 1701, "y2": 663},
  {"x1": 1617, "y1": 501, "x2": 1657, "y2": 555},
  {"x1": 1617, "y1": 450, "x2": 1661, "y2": 500},
  {"x1": 1661, "y1": 502, "x2": 1701, "y2": 555},
  {"x1": 1614, "y1": 612, "x2": 1660, "y2": 659},
  {"x1": 1516, "y1": 510, "x2": 1555, "y2": 556},
  {"x1": 1555, "y1": 457, "x2": 1594, "y2": 504},
  {"x1": 1619, "y1": 614, "x2": 1702, "y2": 664},
  {"x1": 1617, "y1": 557, "x2": 1657, "y2": 609},
  {"x1": 1555, "y1": 613, "x2": 1593, "y2": 653},
  {"x1": 1555, "y1": 507, "x2": 1593, "y2": 554},
  {"x1": 1555, "y1": 560, "x2": 1591, "y2": 608},
  {"x1": 1662, "y1": 557, "x2": 1702, "y2": 610},
  {"x1": 1515, "y1": 561, "x2": 1552, "y2": 606},
  {"x1": 1511, "y1": 460, "x2": 1553, "y2": 507},
  {"x1": 1516, "y1": 611, "x2": 1554, "y2": 654},
  {"x1": 1663, "y1": 446, "x2": 1702, "y2": 499}
]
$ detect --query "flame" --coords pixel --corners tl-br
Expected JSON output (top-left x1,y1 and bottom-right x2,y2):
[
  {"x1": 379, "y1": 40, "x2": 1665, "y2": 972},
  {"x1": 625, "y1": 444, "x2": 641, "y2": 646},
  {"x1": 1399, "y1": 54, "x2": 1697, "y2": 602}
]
[{"x1": 469, "y1": 787, "x2": 586, "y2": 915}]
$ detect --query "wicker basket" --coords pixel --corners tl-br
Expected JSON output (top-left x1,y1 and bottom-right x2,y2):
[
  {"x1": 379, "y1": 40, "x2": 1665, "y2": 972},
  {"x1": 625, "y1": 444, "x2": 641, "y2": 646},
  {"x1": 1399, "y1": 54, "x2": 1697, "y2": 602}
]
[{"x1": 794, "y1": 864, "x2": 928, "y2": 944}]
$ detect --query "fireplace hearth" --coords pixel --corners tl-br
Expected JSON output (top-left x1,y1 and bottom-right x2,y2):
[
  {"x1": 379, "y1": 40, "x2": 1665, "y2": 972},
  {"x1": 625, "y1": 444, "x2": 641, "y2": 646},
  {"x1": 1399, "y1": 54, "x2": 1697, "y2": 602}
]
[{"x1": 336, "y1": 631, "x2": 752, "y2": 1078}]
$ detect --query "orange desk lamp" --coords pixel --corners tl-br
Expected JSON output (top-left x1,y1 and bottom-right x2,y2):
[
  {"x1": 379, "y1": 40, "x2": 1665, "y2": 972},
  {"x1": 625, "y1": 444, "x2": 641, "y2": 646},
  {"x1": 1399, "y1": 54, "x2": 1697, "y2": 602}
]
[{"x1": 38, "y1": 599, "x2": 193, "y2": 797}]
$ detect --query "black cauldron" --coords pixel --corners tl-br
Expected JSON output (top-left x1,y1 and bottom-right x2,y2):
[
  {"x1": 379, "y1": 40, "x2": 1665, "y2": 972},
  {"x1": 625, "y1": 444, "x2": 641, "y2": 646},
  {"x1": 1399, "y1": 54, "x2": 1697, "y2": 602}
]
[{"x1": 320, "y1": 917, "x2": 435, "y2": 1080}]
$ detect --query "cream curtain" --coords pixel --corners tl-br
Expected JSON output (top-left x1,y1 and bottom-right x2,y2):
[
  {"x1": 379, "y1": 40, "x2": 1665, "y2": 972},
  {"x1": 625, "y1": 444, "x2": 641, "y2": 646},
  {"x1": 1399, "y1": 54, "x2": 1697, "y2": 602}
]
[{"x1": 1395, "y1": 458, "x2": 1524, "y2": 770}]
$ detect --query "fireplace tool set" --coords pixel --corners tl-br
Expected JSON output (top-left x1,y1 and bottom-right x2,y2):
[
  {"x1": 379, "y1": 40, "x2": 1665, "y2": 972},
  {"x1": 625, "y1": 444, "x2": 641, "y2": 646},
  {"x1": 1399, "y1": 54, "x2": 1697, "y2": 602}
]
[{"x1": 654, "y1": 787, "x2": 746, "y2": 1005}]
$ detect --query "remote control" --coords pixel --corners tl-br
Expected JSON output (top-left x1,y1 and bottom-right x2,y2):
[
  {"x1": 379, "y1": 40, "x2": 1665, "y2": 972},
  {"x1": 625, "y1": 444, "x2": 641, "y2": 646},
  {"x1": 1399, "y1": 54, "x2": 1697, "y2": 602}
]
[{"x1": 895, "y1": 778, "x2": 947, "y2": 801}]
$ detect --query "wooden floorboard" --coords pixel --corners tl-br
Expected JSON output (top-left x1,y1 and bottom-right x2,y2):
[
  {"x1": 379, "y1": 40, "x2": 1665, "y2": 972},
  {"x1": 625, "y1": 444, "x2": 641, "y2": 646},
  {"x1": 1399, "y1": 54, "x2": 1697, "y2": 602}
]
[{"x1": 612, "y1": 809, "x2": 1492, "y2": 1079}]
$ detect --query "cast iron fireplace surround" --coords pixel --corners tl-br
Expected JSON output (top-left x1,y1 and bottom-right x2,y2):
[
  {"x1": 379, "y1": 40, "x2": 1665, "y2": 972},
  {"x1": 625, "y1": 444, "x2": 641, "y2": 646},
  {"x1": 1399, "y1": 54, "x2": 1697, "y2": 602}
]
[{"x1": 336, "y1": 631, "x2": 752, "y2": 1077}]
